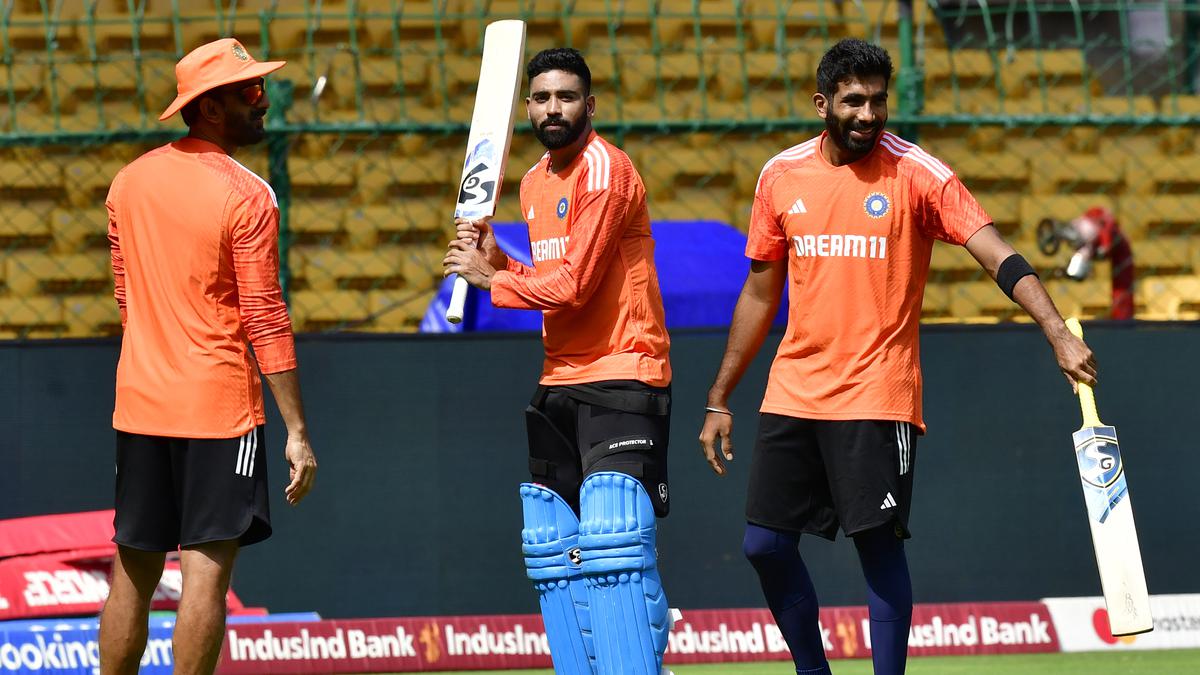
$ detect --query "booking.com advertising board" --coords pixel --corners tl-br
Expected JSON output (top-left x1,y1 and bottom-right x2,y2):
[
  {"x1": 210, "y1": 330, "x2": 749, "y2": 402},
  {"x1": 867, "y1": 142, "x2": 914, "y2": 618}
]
[{"x1": 1, "y1": 596, "x2": 1198, "y2": 673}]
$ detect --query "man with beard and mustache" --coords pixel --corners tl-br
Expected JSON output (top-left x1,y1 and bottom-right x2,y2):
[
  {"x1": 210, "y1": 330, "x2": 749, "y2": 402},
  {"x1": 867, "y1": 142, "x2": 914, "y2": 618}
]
[
  {"x1": 101, "y1": 38, "x2": 317, "y2": 675},
  {"x1": 697, "y1": 39, "x2": 1096, "y2": 674},
  {"x1": 444, "y1": 48, "x2": 674, "y2": 675}
]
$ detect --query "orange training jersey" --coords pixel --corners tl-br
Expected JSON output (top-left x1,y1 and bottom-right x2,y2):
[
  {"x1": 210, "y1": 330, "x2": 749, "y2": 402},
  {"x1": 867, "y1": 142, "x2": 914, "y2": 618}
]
[
  {"x1": 746, "y1": 131, "x2": 991, "y2": 430},
  {"x1": 490, "y1": 131, "x2": 671, "y2": 387},
  {"x1": 107, "y1": 137, "x2": 297, "y2": 438}
]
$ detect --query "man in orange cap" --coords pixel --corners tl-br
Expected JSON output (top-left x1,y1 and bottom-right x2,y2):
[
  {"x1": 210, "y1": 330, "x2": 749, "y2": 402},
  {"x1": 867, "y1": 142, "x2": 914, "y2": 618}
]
[{"x1": 98, "y1": 38, "x2": 318, "y2": 675}]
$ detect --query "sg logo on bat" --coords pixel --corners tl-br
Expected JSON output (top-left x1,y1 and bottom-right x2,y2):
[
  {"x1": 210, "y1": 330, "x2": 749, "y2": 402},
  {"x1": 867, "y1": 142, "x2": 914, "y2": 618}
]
[
  {"x1": 1077, "y1": 433, "x2": 1123, "y2": 489},
  {"x1": 457, "y1": 138, "x2": 499, "y2": 218}
]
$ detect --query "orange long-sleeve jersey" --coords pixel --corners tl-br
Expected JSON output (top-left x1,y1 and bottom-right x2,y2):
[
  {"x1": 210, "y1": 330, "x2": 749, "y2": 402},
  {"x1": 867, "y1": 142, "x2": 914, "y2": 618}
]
[
  {"x1": 107, "y1": 137, "x2": 296, "y2": 438},
  {"x1": 491, "y1": 132, "x2": 671, "y2": 387}
]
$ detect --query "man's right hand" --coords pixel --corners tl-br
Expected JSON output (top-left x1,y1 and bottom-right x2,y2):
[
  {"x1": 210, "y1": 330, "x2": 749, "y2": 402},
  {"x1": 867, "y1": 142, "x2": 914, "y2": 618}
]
[
  {"x1": 284, "y1": 433, "x2": 317, "y2": 506},
  {"x1": 699, "y1": 410, "x2": 734, "y2": 476},
  {"x1": 454, "y1": 217, "x2": 507, "y2": 270}
]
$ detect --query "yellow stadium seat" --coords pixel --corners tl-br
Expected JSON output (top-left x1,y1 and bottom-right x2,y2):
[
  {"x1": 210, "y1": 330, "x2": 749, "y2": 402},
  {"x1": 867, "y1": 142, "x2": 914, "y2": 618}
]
[
  {"x1": 366, "y1": 288, "x2": 436, "y2": 332},
  {"x1": 288, "y1": 155, "x2": 357, "y2": 195},
  {"x1": 359, "y1": 55, "x2": 433, "y2": 98},
  {"x1": 5, "y1": 251, "x2": 111, "y2": 297},
  {"x1": 0, "y1": 205, "x2": 52, "y2": 246},
  {"x1": 920, "y1": 281, "x2": 952, "y2": 320},
  {"x1": 266, "y1": 13, "x2": 362, "y2": 53},
  {"x1": 300, "y1": 246, "x2": 409, "y2": 291},
  {"x1": 50, "y1": 208, "x2": 109, "y2": 253},
  {"x1": 657, "y1": 0, "x2": 744, "y2": 50},
  {"x1": 1124, "y1": 155, "x2": 1200, "y2": 195},
  {"x1": 0, "y1": 297, "x2": 64, "y2": 333},
  {"x1": 63, "y1": 159, "x2": 125, "y2": 208},
  {"x1": 356, "y1": 153, "x2": 452, "y2": 203},
  {"x1": 62, "y1": 293, "x2": 122, "y2": 336},
  {"x1": 1133, "y1": 237, "x2": 1194, "y2": 275},
  {"x1": 565, "y1": 0, "x2": 657, "y2": 51},
  {"x1": 940, "y1": 150, "x2": 1029, "y2": 190},
  {"x1": 344, "y1": 199, "x2": 447, "y2": 249},
  {"x1": 458, "y1": 0, "x2": 567, "y2": 50},
  {"x1": 289, "y1": 201, "x2": 346, "y2": 240},
  {"x1": 713, "y1": 51, "x2": 812, "y2": 102},
  {"x1": 744, "y1": 0, "x2": 848, "y2": 49},
  {"x1": 1138, "y1": 275, "x2": 1200, "y2": 320},
  {"x1": 1029, "y1": 153, "x2": 1122, "y2": 195},
  {"x1": 1118, "y1": 196, "x2": 1200, "y2": 238},
  {"x1": 948, "y1": 281, "x2": 1017, "y2": 322},
  {"x1": 288, "y1": 290, "x2": 371, "y2": 330},
  {"x1": 974, "y1": 192, "x2": 1021, "y2": 235},
  {"x1": 91, "y1": 13, "x2": 175, "y2": 50},
  {"x1": 396, "y1": 244, "x2": 447, "y2": 291},
  {"x1": 1043, "y1": 277, "x2": 1112, "y2": 320},
  {"x1": 0, "y1": 158, "x2": 64, "y2": 195},
  {"x1": 358, "y1": 0, "x2": 465, "y2": 50}
]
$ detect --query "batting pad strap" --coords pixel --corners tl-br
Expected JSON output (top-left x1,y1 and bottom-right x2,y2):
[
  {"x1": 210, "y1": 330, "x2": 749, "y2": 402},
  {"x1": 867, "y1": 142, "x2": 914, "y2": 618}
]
[
  {"x1": 519, "y1": 484, "x2": 594, "y2": 675},
  {"x1": 579, "y1": 472, "x2": 672, "y2": 675},
  {"x1": 996, "y1": 253, "x2": 1038, "y2": 300}
]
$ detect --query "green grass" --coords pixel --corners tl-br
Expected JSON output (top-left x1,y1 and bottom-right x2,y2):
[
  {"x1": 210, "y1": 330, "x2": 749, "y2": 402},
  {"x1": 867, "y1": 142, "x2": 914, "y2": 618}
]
[{"x1": 438, "y1": 648, "x2": 1200, "y2": 674}]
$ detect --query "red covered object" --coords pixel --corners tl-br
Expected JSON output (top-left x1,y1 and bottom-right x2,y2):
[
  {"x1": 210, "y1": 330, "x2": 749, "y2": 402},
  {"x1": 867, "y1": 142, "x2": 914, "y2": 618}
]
[{"x1": 0, "y1": 510, "x2": 244, "y2": 620}]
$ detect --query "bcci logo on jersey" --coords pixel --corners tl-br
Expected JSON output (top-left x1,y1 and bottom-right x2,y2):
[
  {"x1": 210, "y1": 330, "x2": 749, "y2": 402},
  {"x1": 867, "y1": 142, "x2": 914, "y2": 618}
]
[
  {"x1": 456, "y1": 138, "x2": 499, "y2": 218},
  {"x1": 864, "y1": 192, "x2": 890, "y2": 218}
]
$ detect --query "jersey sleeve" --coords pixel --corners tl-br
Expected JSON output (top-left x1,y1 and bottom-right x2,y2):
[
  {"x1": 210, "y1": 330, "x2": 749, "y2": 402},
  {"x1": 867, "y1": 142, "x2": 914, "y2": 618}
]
[
  {"x1": 105, "y1": 174, "x2": 127, "y2": 327},
  {"x1": 490, "y1": 155, "x2": 637, "y2": 311},
  {"x1": 229, "y1": 193, "x2": 297, "y2": 374},
  {"x1": 919, "y1": 173, "x2": 992, "y2": 246},
  {"x1": 745, "y1": 166, "x2": 788, "y2": 261}
]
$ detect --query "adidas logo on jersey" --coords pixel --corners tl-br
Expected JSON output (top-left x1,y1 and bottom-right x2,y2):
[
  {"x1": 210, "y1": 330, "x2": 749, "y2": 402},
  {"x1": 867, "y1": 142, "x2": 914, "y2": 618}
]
[
  {"x1": 790, "y1": 234, "x2": 888, "y2": 259},
  {"x1": 880, "y1": 492, "x2": 897, "y2": 510},
  {"x1": 788, "y1": 197, "x2": 807, "y2": 214},
  {"x1": 527, "y1": 205, "x2": 535, "y2": 219}
]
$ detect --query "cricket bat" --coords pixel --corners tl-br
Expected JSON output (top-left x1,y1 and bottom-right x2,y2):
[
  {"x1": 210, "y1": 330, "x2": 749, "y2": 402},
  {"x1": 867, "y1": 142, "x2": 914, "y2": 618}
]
[
  {"x1": 445, "y1": 20, "x2": 527, "y2": 324},
  {"x1": 1064, "y1": 318, "x2": 1153, "y2": 637}
]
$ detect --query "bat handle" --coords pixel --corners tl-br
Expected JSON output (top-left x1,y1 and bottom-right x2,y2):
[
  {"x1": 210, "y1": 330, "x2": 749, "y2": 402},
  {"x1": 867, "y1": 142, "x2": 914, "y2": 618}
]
[
  {"x1": 1064, "y1": 317, "x2": 1103, "y2": 427},
  {"x1": 446, "y1": 275, "x2": 470, "y2": 324}
]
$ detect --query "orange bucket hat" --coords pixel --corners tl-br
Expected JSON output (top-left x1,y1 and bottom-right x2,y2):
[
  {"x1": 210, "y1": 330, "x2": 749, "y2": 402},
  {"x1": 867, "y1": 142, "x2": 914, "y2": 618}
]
[{"x1": 159, "y1": 38, "x2": 286, "y2": 121}]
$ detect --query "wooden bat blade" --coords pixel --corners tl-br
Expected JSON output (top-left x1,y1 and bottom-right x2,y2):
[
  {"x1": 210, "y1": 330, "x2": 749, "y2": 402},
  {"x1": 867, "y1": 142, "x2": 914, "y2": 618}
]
[{"x1": 1072, "y1": 425, "x2": 1153, "y2": 636}]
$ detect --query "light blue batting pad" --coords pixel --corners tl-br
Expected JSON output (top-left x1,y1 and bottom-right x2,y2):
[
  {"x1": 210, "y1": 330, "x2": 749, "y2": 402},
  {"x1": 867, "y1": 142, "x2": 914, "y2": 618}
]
[
  {"x1": 578, "y1": 472, "x2": 671, "y2": 675},
  {"x1": 520, "y1": 483, "x2": 595, "y2": 674}
]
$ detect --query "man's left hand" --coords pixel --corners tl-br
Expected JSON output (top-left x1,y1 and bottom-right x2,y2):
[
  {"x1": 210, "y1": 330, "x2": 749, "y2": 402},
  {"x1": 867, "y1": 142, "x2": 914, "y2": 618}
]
[
  {"x1": 444, "y1": 239, "x2": 496, "y2": 290},
  {"x1": 1052, "y1": 328, "x2": 1097, "y2": 392}
]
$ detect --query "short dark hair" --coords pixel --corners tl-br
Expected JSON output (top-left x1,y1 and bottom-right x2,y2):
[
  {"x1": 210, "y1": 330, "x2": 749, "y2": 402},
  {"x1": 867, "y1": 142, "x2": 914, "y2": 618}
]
[
  {"x1": 816, "y1": 39, "x2": 894, "y2": 98},
  {"x1": 526, "y1": 47, "x2": 591, "y2": 95}
]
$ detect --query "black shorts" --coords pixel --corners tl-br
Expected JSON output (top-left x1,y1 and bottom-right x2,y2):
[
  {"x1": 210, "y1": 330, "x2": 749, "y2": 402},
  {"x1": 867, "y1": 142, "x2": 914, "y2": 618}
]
[
  {"x1": 113, "y1": 426, "x2": 272, "y2": 552},
  {"x1": 746, "y1": 414, "x2": 917, "y2": 540},
  {"x1": 525, "y1": 380, "x2": 671, "y2": 518}
]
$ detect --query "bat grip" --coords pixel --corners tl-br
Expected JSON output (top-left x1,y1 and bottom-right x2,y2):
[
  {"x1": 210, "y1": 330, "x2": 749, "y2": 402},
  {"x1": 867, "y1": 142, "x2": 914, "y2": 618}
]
[
  {"x1": 446, "y1": 275, "x2": 470, "y2": 324},
  {"x1": 1064, "y1": 318, "x2": 1102, "y2": 427}
]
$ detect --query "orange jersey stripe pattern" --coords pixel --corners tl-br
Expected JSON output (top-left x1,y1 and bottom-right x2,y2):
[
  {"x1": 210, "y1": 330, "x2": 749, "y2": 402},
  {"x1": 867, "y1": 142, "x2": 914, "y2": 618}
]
[
  {"x1": 107, "y1": 138, "x2": 297, "y2": 438},
  {"x1": 491, "y1": 132, "x2": 671, "y2": 387},
  {"x1": 747, "y1": 132, "x2": 991, "y2": 431}
]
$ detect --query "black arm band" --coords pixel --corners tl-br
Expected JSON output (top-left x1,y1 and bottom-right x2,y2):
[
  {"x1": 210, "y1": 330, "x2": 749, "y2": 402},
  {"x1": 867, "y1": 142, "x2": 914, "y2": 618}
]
[{"x1": 996, "y1": 253, "x2": 1038, "y2": 300}]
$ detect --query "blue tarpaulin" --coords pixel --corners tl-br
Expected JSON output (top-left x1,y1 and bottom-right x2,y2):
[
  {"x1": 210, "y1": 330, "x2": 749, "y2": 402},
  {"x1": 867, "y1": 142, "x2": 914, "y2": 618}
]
[{"x1": 421, "y1": 220, "x2": 786, "y2": 332}]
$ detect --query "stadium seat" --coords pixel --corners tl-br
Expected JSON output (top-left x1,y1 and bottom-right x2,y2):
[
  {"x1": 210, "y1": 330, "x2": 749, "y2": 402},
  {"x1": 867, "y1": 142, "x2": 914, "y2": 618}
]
[
  {"x1": 920, "y1": 281, "x2": 952, "y2": 320},
  {"x1": 344, "y1": 200, "x2": 446, "y2": 249},
  {"x1": 288, "y1": 289, "x2": 372, "y2": 330},
  {"x1": 62, "y1": 293, "x2": 122, "y2": 336},
  {"x1": 359, "y1": 55, "x2": 433, "y2": 99},
  {"x1": 744, "y1": 0, "x2": 848, "y2": 49},
  {"x1": 63, "y1": 159, "x2": 125, "y2": 208},
  {"x1": 1124, "y1": 155, "x2": 1200, "y2": 194},
  {"x1": 1029, "y1": 154, "x2": 1122, "y2": 195},
  {"x1": 0, "y1": 297, "x2": 64, "y2": 334},
  {"x1": 288, "y1": 155, "x2": 357, "y2": 196},
  {"x1": 1118, "y1": 195, "x2": 1200, "y2": 239},
  {"x1": 713, "y1": 51, "x2": 813, "y2": 103},
  {"x1": 366, "y1": 288, "x2": 437, "y2": 332},
  {"x1": 928, "y1": 242, "x2": 982, "y2": 282},
  {"x1": 50, "y1": 208, "x2": 108, "y2": 253},
  {"x1": 1018, "y1": 195, "x2": 1115, "y2": 233},
  {"x1": 1042, "y1": 277, "x2": 1112, "y2": 319},
  {"x1": 299, "y1": 246, "x2": 410, "y2": 291},
  {"x1": 5, "y1": 251, "x2": 111, "y2": 297},
  {"x1": 656, "y1": 0, "x2": 744, "y2": 50},
  {"x1": 1138, "y1": 274, "x2": 1200, "y2": 320},
  {"x1": 565, "y1": 0, "x2": 657, "y2": 51},
  {"x1": 266, "y1": 12, "x2": 362, "y2": 53},
  {"x1": 357, "y1": 0, "x2": 465, "y2": 50},
  {"x1": 0, "y1": 158, "x2": 64, "y2": 195},
  {"x1": 395, "y1": 244, "x2": 447, "y2": 291},
  {"x1": 356, "y1": 153, "x2": 452, "y2": 203},
  {"x1": 458, "y1": 0, "x2": 568, "y2": 50},
  {"x1": 0, "y1": 206, "x2": 52, "y2": 248},
  {"x1": 289, "y1": 201, "x2": 347, "y2": 242},
  {"x1": 1133, "y1": 237, "x2": 1194, "y2": 275},
  {"x1": 974, "y1": 192, "x2": 1021, "y2": 235},
  {"x1": 948, "y1": 281, "x2": 1014, "y2": 322}
]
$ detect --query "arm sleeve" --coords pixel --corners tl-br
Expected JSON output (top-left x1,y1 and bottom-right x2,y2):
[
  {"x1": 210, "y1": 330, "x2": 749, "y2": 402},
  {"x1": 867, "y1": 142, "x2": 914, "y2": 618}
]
[
  {"x1": 490, "y1": 171, "x2": 635, "y2": 310},
  {"x1": 505, "y1": 255, "x2": 536, "y2": 277},
  {"x1": 230, "y1": 195, "x2": 297, "y2": 374},
  {"x1": 105, "y1": 179, "x2": 127, "y2": 327},
  {"x1": 920, "y1": 174, "x2": 992, "y2": 245},
  {"x1": 745, "y1": 168, "x2": 788, "y2": 261}
]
